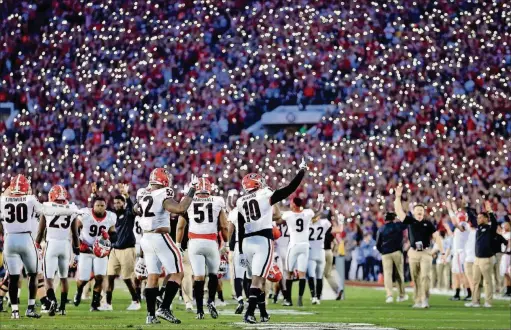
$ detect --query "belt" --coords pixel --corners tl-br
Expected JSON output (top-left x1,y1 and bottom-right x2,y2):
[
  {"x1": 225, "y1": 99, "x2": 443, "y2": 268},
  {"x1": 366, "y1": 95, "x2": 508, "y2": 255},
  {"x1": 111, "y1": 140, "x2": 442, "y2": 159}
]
[{"x1": 188, "y1": 232, "x2": 217, "y2": 241}]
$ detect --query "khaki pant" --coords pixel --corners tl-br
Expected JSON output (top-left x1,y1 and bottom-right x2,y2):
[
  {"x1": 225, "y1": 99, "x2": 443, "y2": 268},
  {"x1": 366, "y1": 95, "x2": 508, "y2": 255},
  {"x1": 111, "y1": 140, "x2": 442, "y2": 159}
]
[
  {"x1": 408, "y1": 249, "x2": 432, "y2": 304},
  {"x1": 181, "y1": 251, "x2": 193, "y2": 304},
  {"x1": 435, "y1": 262, "x2": 451, "y2": 291},
  {"x1": 465, "y1": 261, "x2": 474, "y2": 290},
  {"x1": 382, "y1": 251, "x2": 405, "y2": 297},
  {"x1": 472, "y1": 257, "x2": 493, "y2": 305},
  {"x1": 107, "y1": 247, "x2": 136, "y2": 279},
  {"x1": 324, "y1": 249, "x2": 339, "y2": 293},
  {"x1": 493, "y1": 253, "x2": 502, "y2": 293}
]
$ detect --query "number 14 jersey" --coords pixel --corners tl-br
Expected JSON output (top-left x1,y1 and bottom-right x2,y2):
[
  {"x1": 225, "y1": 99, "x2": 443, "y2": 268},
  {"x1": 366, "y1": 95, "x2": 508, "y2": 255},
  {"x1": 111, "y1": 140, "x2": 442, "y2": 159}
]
[{"x1": 236, "y1": 187, "x2": 273, "y2": 234}]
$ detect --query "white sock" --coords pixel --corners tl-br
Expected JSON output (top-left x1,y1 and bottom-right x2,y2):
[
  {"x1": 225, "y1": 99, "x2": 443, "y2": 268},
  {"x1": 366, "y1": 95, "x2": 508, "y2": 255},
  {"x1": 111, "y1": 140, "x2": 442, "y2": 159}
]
[
  {"x1": 12, "y1": 304, "x2": 19, "y2": 311},
  {"x1": 28, "y1": 299, "x2": 35, "y2": 306}
]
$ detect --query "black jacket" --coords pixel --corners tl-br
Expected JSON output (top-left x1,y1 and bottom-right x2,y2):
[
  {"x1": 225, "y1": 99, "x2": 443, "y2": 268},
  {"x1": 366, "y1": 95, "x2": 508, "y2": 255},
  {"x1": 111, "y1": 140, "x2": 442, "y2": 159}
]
[
  {"x1": 376, "y1": 221, "x2": 407, "y2": 255},
  {"x1": 112, "y1": 198, "x2": 136, "y2": 249}
]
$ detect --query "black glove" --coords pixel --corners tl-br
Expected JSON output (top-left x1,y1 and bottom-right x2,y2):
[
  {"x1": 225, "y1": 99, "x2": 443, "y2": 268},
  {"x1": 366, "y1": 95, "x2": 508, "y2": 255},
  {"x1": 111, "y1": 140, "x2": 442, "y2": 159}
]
[{"x1": 73, "y1": 246, "x2": 80, "y2": 255}]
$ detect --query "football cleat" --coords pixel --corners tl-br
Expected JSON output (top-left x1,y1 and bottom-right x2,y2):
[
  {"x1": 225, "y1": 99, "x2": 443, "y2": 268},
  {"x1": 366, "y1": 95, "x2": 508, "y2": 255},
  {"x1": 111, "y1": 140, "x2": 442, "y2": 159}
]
[
  {"x1": 156, "y1": 308, "x2": 181, "y2": 324},
  {"x1": 99, "y1": 303, "x2": 113, "y2": 311},
  {"x1": 41, "y1": 303, "x2": 50, "y2": 313},
  {"x1": 207, "y1": 302, "x2": 218, "y2": 319},
  {"x1": 282, "y1": 300, "x2": 293, "y2": 306},
  {"x1": 185, "y1": 302, "x2": 193, "y2": 312},
  {"x1": 412, "y1": 303, "x2": 423, "y2": 308},
  {"x1": 73, "y1": 292, "x2": 81, "y2": 306},
  {"x1": 260, "y1": 314, "x2": 270, "y2": 323},
  {"x1": 25, "y1": 308, "x2": 41, "y2": 318},
  {"x1": 216, "y1": 300, "x2": 227, "y2": 307},
  {"x1": 156, "y1": 295, "x2": 163, "y2": 309},
  {"x1": 311, "y1": 297, "x2": 318, "y2": 305},
  {"x1": 235, "y1": 301, "x2": 244, "y2": 314},
  {"x1": 127, "y1": 301, "x2": 141, "y2": 311},
  {"x1": 421, "y1": 299, "x2": 430, "y2": 309},
  {"x1": 316, "y1": 299, "x2": 321, "y2": 305},
  {"x1": 396, "y1": 295, "x2": 409, "y2": 303},
  {"x1": 465, "y1": 302, "x2": 481, "y2": 307},
  {"x1": 449, "y1": 296, "x2": 461, "y2": 301},
  {"x1": 48, "y1": 300, "x2": 58, "y2": 316},
  {"x1": 146, "y1": 315, "x2": 161, "y2": 324},
  {"x1": 297, "y1": 296, "x2": 303, "y2": 307},
  {"x1": 196, "y1": 312, "x2": 205, "y2": 319},
  {"x1": 385, "y1": 296, "x2": 394, "y2": 304},
  {"x1": 244, "y1": 314, "x2": 257, "y2": 324},
  {"x1": 483, "y1": 303, "x2": 492, "y2": 308},
  {"x1": 11, "y1": 310, "x2": 20, "y2": 319},
  {"x1": 463, "y1": 296, "x2": 472, "y2": 301}
]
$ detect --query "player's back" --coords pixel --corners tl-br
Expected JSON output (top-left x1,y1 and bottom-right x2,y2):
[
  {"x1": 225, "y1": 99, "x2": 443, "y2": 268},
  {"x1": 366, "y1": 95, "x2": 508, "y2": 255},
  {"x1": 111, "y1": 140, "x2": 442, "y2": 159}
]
[
  {"x1": 236, "y1": 187, "x2": 273, "y2": 234},
  {"x1": 0, "y1": 195, "x2": 40, "y2": 234},
  {"x1": 79, "y1": 208, "x2": 116, "y2": 245},
  {"x1": 309, "y1": 218, "x2": 331, "y2": 250},
  {"x1": 283, "y1": 209, "x2": 315, "y2": 246},
  {"x1": 45, "y1": 209, "x2": 78, "y2": 241},
  {"x1": 186, "y1": 195, "x2": 225, "y2": 235},
  {"x1": 136, "y1": 187, "x2": 174, "y2": 231}
]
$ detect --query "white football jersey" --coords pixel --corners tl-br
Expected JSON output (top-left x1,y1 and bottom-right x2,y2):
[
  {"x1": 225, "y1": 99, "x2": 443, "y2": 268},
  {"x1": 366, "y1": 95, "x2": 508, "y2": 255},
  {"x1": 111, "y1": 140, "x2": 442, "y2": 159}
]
[
  {"x1": 236, "y1": 187, "x2": 273, "y2": 234},
  {"x1": 45, "y1": 203, "x2": 80, "y2": 241},
  {"x1": 136, "y1": 187, "x2": 174, "y2": 231},
  {"x1": 133, "y1": 216, "x2": 143, "y2": 244},
  {"x1": 282, "y1": 209, "x2": 315, "y2": 246},
  {"x1": 228, "y1": 209, "x2": 238, "y2": 242},
  {"x1": 464, "y1": 228, "x2": 477, "y2": 262},
  {"x1": 309, "y1": 218, "x2": 331, "y2": 250},
  {"x1": 276, "y1": 222, "x2": 290, "y2": 249},
  {"x1": 452, "y1": 222, "x2": 469, "y2": 250},
  {"x1": 79, "y1": 208, "x2": 116, "y2": 245},
  {"x1": 0, "y1": 195, "x2": 41, "y2": 234},
  {"x1": 186, "y1": 196, "x2": 225, "y2": 235}
]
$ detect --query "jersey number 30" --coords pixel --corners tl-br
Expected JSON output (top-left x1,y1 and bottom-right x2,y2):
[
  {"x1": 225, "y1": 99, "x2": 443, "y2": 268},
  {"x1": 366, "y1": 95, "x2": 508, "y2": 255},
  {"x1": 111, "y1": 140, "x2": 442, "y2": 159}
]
[{"x1": 3, "y1": 203, "x2": 28, "y2": 223}]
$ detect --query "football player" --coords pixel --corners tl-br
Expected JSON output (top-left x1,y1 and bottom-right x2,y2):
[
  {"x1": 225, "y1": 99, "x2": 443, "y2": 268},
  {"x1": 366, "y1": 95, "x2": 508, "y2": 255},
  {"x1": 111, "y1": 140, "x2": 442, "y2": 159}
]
[
  {"x1": 135, "y1": 168, "x2": 197, "y2": 324},
  {"x1": 237, "y1": 158, "x2": 308, "y2": 323},
  {"x1": 227, "y1": 189, "x2": 248, "y2": 314},
  {"x1": 35, "y1": 185, "x2": 81, "y2": 316},
  {"x1": 176, "y1": 177, "x2": 229, "y2": 320},
  {"x1": 280, "y1": 196, "x2": 323, "y2": 307},
  {"x1": 273, "y1": 210, "x2": 290, "y2": 304},
  {"x1": 445, "y1": 200, "x2": 471, "y2": 301},
  {"x1": 73, "y1": 195, "x2": 117, "y2": 311},
  {"x1": 133, "y1": 215, "x2": 144, "y2": 301},
  {"x1": 0, "y1": 175, "x2": 80, "y2": 319},
  {"x1": 307, "y1": 194, "x2": 329, "y2": 304}
]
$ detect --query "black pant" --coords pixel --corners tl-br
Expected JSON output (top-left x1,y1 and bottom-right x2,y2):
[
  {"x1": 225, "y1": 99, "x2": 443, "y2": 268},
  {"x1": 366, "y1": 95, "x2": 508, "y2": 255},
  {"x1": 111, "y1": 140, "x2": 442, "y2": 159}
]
[{"x1": 363, "y1": 257, "x2": 376, "y2": 281}]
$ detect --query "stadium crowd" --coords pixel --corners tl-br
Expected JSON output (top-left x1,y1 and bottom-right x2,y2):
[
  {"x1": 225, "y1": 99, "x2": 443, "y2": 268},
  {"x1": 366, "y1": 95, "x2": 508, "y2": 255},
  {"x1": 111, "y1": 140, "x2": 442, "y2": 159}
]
[{"x1": 1, "y1": 0, "x2": 511, "y2": 285}]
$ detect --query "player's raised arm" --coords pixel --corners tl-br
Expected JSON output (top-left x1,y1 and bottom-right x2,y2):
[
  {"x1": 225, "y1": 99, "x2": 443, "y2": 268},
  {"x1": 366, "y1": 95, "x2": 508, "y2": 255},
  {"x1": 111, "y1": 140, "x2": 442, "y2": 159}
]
[
  {"x1": 393, "y1": 183, "x2": 406, "y2": 221},
  {"x1": 312, "y1": 194, "x2": 325, "y2": 221},
  {"x1": 162, "y1": 175, "x2": 198, "y2": 214},
  {"x1": 446, "y1": 200, "x2": 465, "y2": 232},
  {"x1": 269, "y1": 158, "x2": 308, "y2": 206}
]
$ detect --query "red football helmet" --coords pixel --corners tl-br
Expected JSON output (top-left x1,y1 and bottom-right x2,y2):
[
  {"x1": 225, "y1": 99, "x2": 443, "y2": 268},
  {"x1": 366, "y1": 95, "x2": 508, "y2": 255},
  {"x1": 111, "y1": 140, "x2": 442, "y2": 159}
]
[
  {"x1": 196, "y1": 177, "x2": 212, "y2": 195},
  {"x1": 272, "y1": 226, "x2": 281, "y2": 240},
  {"x1": 149, "y1": 168, "x2": 171, "y2": 187},
  {"x1": 9, "y1": 174, "x2": 30, "y2": 195},
  {"x1": 242, "y1": 173, "x2": 266, "y2": 193},
  {"x1": 456, "y1": 211, "x2": 467, "y2": 222},
  {"x1": 267, "y1": 263, "x2": 283, "y2": 283},
  {"x1": 49, "y1": 185, "x2": 69, "y2": 203},
  {"x1": 93, "y1": 237, "x2": 111, "y2": 258}
]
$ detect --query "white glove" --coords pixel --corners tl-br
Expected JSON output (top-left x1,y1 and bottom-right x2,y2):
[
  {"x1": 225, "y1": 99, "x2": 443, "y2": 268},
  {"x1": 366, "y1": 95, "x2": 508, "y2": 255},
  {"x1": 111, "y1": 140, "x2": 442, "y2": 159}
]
[
  {"x1": 298, "y1": 157, "x2": 308, "y2": 171},
  {"x1": 228, "y1": 189, "x2": 238, "y2": 197},
  {"x1": 135, "y1": 258, "x2": 147, "y2": 278},
  {"x1": 239, "y1": 254, "x2": 249, "y2": 268},
  {"x1": 317, "y1": 194, "x2": 325, "y2": 203},
  {"x1": 189, "y1": 174, "x2": 199, "y2": 188}
]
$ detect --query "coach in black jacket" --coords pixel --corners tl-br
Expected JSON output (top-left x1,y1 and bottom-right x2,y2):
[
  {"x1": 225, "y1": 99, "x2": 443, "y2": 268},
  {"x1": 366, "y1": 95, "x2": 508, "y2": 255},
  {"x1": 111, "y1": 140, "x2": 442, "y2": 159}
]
[
  {"x1": 376, "y1": 212, "x2": 407, "y2": 303},
  {"x1": 465, "y1": 200, "x2": 498, "y2": 308},
  {"x1": 104, "y1": 184, "x2": 140, "y2": 310}
]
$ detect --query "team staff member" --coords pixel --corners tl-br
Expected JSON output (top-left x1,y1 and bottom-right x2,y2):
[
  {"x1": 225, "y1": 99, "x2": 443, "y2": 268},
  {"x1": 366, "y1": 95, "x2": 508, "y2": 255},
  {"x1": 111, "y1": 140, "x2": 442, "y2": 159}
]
[
  {"x1": 394, "y1": 184, "x2": 443, "y2": 309},
  {"x1": 104, "y1": 184, "x2": 140, "y2": 311},
  {"x1": 465, "y1": 201, "x2": 499, "y2": 308},
  {"x1": 322, "y1": 212, "x2": 342, "y2": 301},
  {"x1": 376, "y1": 212, "x2": 408, "y2": 303}
]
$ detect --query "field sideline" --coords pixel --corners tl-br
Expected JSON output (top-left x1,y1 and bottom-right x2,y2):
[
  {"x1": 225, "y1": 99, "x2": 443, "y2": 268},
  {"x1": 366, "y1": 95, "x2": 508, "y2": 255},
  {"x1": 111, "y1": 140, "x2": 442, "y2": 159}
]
[{"x1": 0, "y1": 280, "x2": 510, "y2": 330}]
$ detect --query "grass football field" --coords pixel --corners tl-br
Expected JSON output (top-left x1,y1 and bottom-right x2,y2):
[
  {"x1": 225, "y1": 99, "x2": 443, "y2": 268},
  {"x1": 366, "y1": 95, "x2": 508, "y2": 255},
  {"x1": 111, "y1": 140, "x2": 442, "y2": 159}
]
[{"x1": 1, "y1": 280, "x2": 510, "y2": 330}]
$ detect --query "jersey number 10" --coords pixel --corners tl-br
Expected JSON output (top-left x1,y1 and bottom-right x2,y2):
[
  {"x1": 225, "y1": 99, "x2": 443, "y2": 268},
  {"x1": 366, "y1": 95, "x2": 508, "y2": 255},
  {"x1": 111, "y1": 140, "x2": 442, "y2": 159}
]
[{"x1": 242, "y1": 200, "x2": 261, "y2": 222}]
